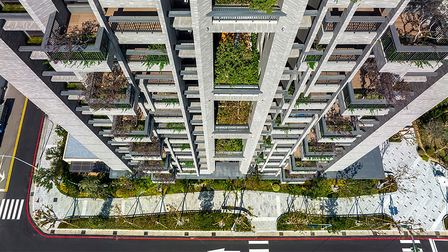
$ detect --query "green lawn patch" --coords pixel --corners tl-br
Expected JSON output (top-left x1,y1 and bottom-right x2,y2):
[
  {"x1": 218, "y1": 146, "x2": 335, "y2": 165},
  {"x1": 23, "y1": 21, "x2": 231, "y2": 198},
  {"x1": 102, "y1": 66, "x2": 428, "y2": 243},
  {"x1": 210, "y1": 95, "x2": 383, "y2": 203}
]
[
  {"x1": 58, "y1": 212, "x2": 252, "y2": 231},
  {"x1": 277, "y1": 212, "x2": 393, "y2": 232}
]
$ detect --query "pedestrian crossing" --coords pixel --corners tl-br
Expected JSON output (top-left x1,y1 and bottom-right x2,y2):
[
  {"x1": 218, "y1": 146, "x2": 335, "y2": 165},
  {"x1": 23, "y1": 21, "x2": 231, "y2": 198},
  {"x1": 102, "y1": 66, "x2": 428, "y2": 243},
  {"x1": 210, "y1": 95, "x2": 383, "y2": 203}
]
[
  {"x1": 0, "y1": 199, "x2": 24, "y2": 220},
  {"x1": 248, "y1": 240, "x2": 269, "y2": 252},
  {"x1": 400, "y1": 239, "x2": 423, "y2": 252}
]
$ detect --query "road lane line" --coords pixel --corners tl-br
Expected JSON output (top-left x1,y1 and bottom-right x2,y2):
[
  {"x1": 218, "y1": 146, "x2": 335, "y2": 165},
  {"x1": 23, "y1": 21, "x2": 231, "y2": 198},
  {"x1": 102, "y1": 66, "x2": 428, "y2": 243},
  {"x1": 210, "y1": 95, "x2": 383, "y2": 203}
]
[
  {"x1": 10, "y1": 198, "x2": 19, "y2": 219},
  {"x1": 249, "y1": 241, "x2": 269, "y2": 245},
  {"x1": 249, "y1": 250, "x2": 269, "y2": 252},
  {"x1": 16, "y1": 199, "x2": 24, "y2": 220},
  {"x1": 0, "y1": 199, "x2": 4, "y2": 217},
  {"x1": 2, "y1": 199, "x2": 9, "y2": 219},
  {"x1": 4, "y1": 98, "x2": 28, "y2": 192},
  {"x1": 400, "y1": 240, "x2": 420, "y2": 244},
  {"x1": 6, "y1": 199, "x2": 15, "y2": 219}
]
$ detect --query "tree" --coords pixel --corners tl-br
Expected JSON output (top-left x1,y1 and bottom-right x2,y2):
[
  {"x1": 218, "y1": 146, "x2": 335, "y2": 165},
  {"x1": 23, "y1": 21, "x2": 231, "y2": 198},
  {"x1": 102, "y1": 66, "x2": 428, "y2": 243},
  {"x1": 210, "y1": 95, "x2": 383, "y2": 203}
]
[
  {"x1": 423, "y1": 119, "x2": 448, "y2": 148},
  {"x1": 46, "y1": 21, "x2": 98, "y2": 62},
  {"x1": 33, "y1": 168, "x2": 57, "y2": 191},
  {"x1": 398, "y1": 0, "x2": 448, "y2": 45},
  {"x1": 35, "y1": 205, "x2": 78, "y2": 228},
  {"x1": 359, "y1": 59, "x2": 411, "y2": 105},
  {"x1": 83, "y1": 68, "x2": 129, "y2": 110},
  {"x1": 79, "y1": 176, "x2": 102, "y2": 198}
]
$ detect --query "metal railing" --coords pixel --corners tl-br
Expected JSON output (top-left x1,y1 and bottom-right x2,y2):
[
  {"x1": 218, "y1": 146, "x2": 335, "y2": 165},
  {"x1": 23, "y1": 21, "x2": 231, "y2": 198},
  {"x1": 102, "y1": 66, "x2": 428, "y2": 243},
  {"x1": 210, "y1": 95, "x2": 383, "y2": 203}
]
[
  {"x1": 43, "y1": 12, "x2": 109, "y2": 62},
  {"x1": 381, "y1": 25, "x2": 448, "y2": 62},
  {"x1": 324, "y1": 21, "x2": 381, "y2": 32},
  {"x1": 108, "y1": 16, "x2": 162, "y2": 33},
  {"x1": 207, "y1": 6, "x2": 285, "y2": 22}
]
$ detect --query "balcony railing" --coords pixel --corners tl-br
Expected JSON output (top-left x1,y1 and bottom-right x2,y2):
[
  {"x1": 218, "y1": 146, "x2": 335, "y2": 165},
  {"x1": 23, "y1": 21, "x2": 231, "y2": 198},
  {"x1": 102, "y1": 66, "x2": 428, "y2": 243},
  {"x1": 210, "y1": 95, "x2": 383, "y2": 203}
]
[
  {"x1": 342, "y1": 84, "x2": 391, "y2": 110},
  {"x1": 42, "y1": 12, "x2": 109, "y2": 62},
  {"x1": 323, "y1": 16, "x2": 384, "y2": 32},
  {"x1": 206, "y1": 6, "x2": 285, "y2": 22},
  {"x1": 381, "y1": 25, "x2": 448, "y2": 62},
  {"x1": 108, "y1": 16, "x2": 162, "y2": 33},
  {"x1": 304, "y1": 49, "x2": 362, "y2": 62}
]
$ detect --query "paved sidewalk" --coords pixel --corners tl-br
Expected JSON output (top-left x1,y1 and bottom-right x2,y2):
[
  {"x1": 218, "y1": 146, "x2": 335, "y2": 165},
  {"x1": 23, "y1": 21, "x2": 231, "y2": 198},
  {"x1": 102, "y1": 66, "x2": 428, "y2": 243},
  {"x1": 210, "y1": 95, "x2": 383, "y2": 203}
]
[{"x1": 30, "y1": 122, "x2": 448, "y2": 233}]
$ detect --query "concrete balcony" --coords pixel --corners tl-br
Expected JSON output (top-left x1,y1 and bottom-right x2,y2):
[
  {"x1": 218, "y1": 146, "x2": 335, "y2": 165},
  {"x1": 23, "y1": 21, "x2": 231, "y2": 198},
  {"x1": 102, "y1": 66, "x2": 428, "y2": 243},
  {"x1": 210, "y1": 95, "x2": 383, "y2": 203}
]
[
  {"x1": 108, "y1": 16, "x2": 164, "y2": 44},
  {"x1": 317, "y1": 16, "x2": 385, "y2": 44},
  {"x1": 315, "y1": 117, "x2": 361, "y2": 144},
  {"x1": 339, "y1": 83, "x2": 392, "y2": 116},
  {"x1": 373, "y1": 25, "x2": 448, "y2": 76}
]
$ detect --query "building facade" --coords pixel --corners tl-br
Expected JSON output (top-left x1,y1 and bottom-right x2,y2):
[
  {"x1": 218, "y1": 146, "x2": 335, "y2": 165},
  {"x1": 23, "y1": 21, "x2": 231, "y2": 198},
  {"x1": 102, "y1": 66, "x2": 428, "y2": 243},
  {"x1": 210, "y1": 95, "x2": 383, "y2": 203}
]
[{"x1": 0, "y1": 0, "x2": 447, "y2": 183}]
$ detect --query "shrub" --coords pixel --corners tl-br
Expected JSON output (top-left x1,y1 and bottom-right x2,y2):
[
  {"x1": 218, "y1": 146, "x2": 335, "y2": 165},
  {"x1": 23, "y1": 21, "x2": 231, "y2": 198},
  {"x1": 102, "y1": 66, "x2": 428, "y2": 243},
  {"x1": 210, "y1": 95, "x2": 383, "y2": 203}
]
[
  {"x1": 215, "y1": 33, "x2": 259, "y2": 86},
  {"x1": 27, "y1": 36, "x2": 43, "y2": 45},
  {"x1": 215, "y1": 139, "x2": 243, "y2": 152},
  {"x1": 426, "y1": 147, "x2": 435, "y2": 156},
  {"x1": 1, "y1": 4, "x2": 26, "y2": 12},
  {"x1": 142, "y1": 44, "x2": 169, "y2": 71},
  {"x1": 272, "y1": 183, "x2": 280, "y2": 192},
  {"x1": 417, "y1": 149, "x2": 426, "y2": 157},
  {"x1": 421, "y1": 155, "x2": 429, "y2": 162},
  {"x1": 216, "y1": 101, "x2": 251, "y2": 125}
]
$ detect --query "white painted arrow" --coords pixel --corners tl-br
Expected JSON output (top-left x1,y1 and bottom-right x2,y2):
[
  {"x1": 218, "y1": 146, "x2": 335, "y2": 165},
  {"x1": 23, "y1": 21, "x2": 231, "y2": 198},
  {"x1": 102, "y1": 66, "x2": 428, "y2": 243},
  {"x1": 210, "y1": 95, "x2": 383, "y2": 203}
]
[{"x1": 208, "y1": 249, "x2": 240, "y2": 252}]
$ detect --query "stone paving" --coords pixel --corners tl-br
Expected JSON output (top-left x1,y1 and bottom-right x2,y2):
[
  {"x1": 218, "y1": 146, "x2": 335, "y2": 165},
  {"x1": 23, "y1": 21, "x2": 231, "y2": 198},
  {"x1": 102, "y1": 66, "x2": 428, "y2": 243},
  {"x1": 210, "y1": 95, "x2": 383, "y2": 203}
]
[{"x1": 31, "y1": 121, "x2": 448, "y2": 232}]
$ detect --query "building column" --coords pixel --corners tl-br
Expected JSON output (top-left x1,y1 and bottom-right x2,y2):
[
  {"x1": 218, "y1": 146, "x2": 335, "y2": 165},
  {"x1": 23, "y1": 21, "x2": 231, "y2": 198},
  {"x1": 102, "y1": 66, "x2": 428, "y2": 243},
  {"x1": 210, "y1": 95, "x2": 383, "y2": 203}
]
[{"x1": 239, "y1": 0, "x2": 308, "y2": 174}]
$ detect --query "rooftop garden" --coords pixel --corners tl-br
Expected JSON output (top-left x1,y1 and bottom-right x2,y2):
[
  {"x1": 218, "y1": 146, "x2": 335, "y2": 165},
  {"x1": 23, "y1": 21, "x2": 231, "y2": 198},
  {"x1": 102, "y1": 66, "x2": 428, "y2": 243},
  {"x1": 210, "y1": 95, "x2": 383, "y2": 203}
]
[
  {"x1": 215, "y1": 101, "x2": 251, "y2": 125},
  {"x1": 215, "y1": 139, "x2": 243, "y2": 152},
  {"x1": 129, "y1": 136, "x2": 161, "y2": 155},
  {"x1": 83, "y1": 68, "x2": 130, "y2": 109},
  {"x1": 0, "y1": 3, "x2": 26, "y2": 12},
  {"x1": 214, "y1": 33, "x2": 259, "y2": 86},
  {"x1": 295, "y1": 159, "x2": 317, "y2": 168},
  {"x1": 214, "y1": 0, "x2": 278, "y2": 14},
  {"x1": 307, "y1": 142, "x2": 334, "y2": 153},
  {"x1": 112, "y1": 108, "x2": 145, "y2": 136},
  {"x1": 137, "y1": 160, "x2": 166, "y2": 173},
  {"x1": 325, "y1": 106, "x2": 355, "y2": 133}
]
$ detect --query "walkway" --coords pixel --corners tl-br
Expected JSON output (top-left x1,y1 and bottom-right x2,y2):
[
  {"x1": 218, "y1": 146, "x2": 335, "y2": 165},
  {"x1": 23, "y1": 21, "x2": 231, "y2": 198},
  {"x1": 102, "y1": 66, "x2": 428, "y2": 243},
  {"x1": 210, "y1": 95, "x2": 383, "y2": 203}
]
[{"x1": 31, "y1": 121, "x2": 448, "y2": 232}]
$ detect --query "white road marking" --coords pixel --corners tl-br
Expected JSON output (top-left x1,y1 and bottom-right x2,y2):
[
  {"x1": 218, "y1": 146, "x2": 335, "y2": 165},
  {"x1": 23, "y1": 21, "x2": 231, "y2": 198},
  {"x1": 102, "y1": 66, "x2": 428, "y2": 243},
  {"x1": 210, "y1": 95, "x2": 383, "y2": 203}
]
[
  {"x1": 429, "y1": 239, "x2": 438, "y2": 252},
  {"x1": 6, "y1": 199, "x2": 15, "y2": 219},
  {"x1": 248, "y1": 241, "x2": 269, "y2": 245},
  {"x1": 249, "y1": 250, "x2": 269, "y2": 252},
  {"x1": 2, "y1": 199, "x2": 9, "y2": 219},
  {"x1": 0, "y1": 199, "x2": 5, "y2": 217},
  {"x1": 16, "y1": 199, "x2": 24, "y2": 220},
  {"x1": 10, "y1": 199, "x2": 20, "y2": 219},
  {"x1": 400, "y1": 240, "x2": 421, "y2": 244}
]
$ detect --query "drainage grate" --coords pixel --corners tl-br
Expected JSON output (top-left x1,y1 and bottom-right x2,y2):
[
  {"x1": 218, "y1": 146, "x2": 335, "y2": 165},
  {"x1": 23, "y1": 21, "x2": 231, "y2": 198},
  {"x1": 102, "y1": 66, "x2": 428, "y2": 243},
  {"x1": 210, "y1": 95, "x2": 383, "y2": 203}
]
[
  {"x1": 185, "y1": 232, "x2": 189, "y2": 236},
  {"x1": 144, "y1": 232, "x2": 148, "y2": 236},
  {"x1": 53, "y1": 198, "x2": 58, "y2": 202},
  {"x1": 113, "y1": 231, "x2": 118, "y2": 235},
  {"x1": 342, "y1": 231, "x2": 346, "y2": 236},
  {"x1": 81, "y1": 230, "x2": 86, "y2": 235},
  {"x1": 373, "y1": 231, "x2": 377, "y2": 236},
  {"x1": 211, "y1": 232, "x2": 216, "y2": 237},
  {"x1": 50, "y1": 230, "x2": 55, "y2": 234},
  {"x1": 436, "y1": 231, "x2": 440, "y2": 237},
  {"x1": 279, "y1": 232, "x2": 283, "y2": 236},
  {"x1": 311, "y1": 232, "x2": 315, "y2": 236},
  {"x1": 30, "y1": 192, "x2": 34, "y2": 196}
]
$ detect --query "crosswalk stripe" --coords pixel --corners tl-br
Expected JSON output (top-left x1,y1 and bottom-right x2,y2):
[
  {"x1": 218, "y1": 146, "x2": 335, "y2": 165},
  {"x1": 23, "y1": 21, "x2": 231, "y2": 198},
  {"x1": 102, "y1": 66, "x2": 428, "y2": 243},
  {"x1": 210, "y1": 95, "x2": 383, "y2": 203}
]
[
  {"x1": 10, "y1": 199, "x2": 20, "y2": 220},
  {"x1": 249, "y1": 241, "x2": 269, "y2": 245},
  {"x1": 16, "y1": 200, "x2": 24, "y2": 220},
  {"x1": 0, "y1": 200, "x2": 5, "y2": 218},
  {"x1": 2, "y1": 199, "x2": 9, "y2": 219},
  {"x1": 400, "y1": 240, "x2": 421, "y2": 244},
  {"x1": 6, "y1": 199, "x2": 15, "y2": 219}
]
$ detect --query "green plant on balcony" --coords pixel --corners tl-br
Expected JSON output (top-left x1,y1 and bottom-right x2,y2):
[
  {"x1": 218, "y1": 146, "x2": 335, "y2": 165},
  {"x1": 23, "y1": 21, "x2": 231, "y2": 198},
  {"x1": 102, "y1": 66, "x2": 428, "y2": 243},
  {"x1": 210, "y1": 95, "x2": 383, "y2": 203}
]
[
  {"x1": 26, "y1": 36, "x2": 43, "y2": 45},
  {"x1": 137, "y1": 160, "x2": 166, "y2": 173},
  {"x1": 130, "y1": 136, "x2": 160, "y2": 155},
  {"x1": 112, "y1": 116, "x2": 145, "y2": 137},
  {"x1": 167, "y1": 123, "x2": 185, "y2": 133},
  {"x1": 325, "y1": 107, "x2": 354, "y2": 134},
  {"x1": 162, "y1": 98, "x2": 179, "y2": 107},
  {"x1": 83, "y1": 68, "x2": 129, "y2": 109},
  {"x1": 0, "y1": 3, "x2": 26, "y2": 12},
  {"x1": 182, "y1": 161, "x2": 195, "y2": 168},
  {"x1": 215, "y1": 139, "x2": 243, "y2": 152},
  {"x1": 294, "y1": 93, "x2": 311, "y2": 108},
  {"x1": 215, "y1": 33, "x2": 259, "y2": 86},
  {"x1": 214, "y1": 0, "x2": 277, "y2": 14},
  {"x1": 142, "y1": 44, "x2": 169, "y2": 71},
  {"x1": 173, "y1": 143, "x2": 190, "y2": 151},
  {"x1": 216, "y1": 101, "x2": 251, "y2": 125},
  {"x1": 295, "y1": 159, "x2": 317, "y2": 168}
]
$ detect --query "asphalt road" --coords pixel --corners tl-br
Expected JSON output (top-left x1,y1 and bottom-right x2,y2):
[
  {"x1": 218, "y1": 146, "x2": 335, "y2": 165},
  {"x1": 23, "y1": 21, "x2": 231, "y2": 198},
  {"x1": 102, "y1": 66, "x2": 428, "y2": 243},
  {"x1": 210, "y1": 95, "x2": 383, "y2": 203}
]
[{"x1": 0, "y1": 96, "x2": 444, "y2": 251}]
